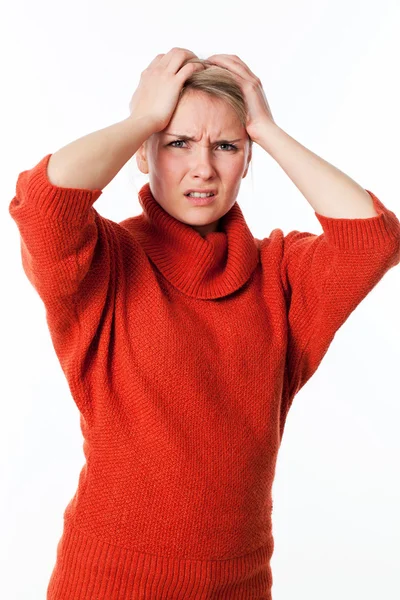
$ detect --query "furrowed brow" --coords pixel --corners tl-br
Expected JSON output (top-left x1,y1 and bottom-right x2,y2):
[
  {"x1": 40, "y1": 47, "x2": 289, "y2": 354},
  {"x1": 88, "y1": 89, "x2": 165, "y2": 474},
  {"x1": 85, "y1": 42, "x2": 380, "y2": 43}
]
[{"x1": 164, "y1": 133, "x2": 242, "y2": 144}]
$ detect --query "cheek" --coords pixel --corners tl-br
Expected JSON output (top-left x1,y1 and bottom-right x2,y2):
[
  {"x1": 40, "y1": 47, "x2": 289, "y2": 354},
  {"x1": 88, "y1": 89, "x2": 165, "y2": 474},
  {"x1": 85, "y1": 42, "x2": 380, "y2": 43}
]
[
  {"x1": 164, "y1": 159, "x2": 185, "y2": 176},
  {"x1": 151, "y1": 154, "x2": 180, "y2": 175},
  {"x1": 223, "y1": 160, "x2": 246, "y2": 178},
  {"x1": 162, "y1": 154, "x2": 186, "y2": 170}
]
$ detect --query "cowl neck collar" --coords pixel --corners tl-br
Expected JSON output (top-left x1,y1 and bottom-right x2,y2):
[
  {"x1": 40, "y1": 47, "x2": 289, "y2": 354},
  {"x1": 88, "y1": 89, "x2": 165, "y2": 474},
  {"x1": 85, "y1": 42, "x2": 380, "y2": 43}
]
[{"x1": 132, "y1": 182, "x2": 259, "y2": 299}]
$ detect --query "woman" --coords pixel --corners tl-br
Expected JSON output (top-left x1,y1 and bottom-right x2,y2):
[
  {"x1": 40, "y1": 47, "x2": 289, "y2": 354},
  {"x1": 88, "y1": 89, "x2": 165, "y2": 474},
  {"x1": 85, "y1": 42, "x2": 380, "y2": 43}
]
[{"x1": 9, "y1": 47, "x2": 400, "y2": 599}]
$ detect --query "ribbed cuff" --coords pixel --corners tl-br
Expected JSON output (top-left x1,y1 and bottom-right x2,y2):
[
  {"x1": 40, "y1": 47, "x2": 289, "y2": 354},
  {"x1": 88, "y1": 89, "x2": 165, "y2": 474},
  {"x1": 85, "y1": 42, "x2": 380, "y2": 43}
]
[
  {"x1": 17, "y1": 153, "x2": 103, "y2": 222},
  {"x1": 314, "y1": 190, "x2": 400, "y2": 251}
]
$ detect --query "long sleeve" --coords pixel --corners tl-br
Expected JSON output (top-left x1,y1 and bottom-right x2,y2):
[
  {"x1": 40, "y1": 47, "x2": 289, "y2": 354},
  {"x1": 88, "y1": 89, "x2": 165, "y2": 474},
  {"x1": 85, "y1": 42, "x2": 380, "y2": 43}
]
[
  {"x1": 8, "y1": 153, "x2": 112, "y2": 420},
  {"x1": 280, "y1": 190, "x2": 400, "y2": 404}
]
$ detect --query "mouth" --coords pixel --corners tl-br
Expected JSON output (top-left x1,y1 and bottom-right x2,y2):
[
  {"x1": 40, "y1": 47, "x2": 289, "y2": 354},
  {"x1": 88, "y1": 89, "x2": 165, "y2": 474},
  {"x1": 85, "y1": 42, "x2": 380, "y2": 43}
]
[
  {"x1": 184, "y1": 192, "x2": 217, "y2": 206},
  {"x1": 184, "y1": 191, "x2": 217, "y2": 197}
]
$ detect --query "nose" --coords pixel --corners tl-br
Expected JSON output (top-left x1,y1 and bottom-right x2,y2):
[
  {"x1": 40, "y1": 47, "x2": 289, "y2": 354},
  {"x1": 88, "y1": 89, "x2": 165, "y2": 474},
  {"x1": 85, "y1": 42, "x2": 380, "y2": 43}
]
[{"x1": 189, "y1": 146, "x2": 218, "y2": 177}]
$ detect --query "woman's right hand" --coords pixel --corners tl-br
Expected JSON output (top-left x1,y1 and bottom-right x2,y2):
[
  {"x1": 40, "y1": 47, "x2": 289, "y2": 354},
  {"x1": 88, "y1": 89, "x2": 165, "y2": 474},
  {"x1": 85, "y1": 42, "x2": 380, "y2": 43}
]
[{"x1": 128, "y1": 48, "x2": 206, "y2": 134}]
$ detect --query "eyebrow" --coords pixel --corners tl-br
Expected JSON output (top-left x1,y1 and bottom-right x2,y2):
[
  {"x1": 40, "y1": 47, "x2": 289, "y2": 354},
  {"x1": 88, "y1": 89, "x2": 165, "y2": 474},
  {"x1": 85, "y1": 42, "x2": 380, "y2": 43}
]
[{"x1": 163, "y1": 132, "x2": 243, "y2": 144}]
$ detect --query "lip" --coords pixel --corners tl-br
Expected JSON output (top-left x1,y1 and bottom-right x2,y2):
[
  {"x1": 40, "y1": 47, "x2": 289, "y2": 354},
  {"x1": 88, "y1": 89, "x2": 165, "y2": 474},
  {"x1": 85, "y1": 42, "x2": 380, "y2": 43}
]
[{"x1": 185, "y1": 193, "x2": 217, "y2": 206}]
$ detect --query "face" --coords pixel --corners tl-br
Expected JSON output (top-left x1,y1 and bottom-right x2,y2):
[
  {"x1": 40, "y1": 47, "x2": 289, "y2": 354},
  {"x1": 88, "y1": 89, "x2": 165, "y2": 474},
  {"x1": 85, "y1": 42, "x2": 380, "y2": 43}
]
[{"x1": 136, "y1": 91, "x2": 252, "y2": 238}]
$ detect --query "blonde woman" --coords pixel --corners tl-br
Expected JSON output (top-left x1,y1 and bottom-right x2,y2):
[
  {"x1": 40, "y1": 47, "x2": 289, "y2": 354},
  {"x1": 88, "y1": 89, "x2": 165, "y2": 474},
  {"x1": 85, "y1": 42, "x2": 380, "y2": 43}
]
[{"x1": 9, "y1": 47, "x2": 400, "y2": 599}]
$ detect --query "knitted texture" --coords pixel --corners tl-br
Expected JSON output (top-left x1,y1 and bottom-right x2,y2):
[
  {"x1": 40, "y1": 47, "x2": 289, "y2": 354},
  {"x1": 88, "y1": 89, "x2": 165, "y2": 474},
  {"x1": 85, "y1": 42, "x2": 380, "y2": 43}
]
[{"x1": 9, "y1": 153, "x2": 400, "y2": 599}]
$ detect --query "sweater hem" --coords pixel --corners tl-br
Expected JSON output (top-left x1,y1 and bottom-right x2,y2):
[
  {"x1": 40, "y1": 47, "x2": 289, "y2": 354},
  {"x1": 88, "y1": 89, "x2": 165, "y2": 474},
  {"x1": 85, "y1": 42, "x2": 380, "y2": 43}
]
[{"x1": 46, "y1": 520, "x2": 274, "y2": 599}]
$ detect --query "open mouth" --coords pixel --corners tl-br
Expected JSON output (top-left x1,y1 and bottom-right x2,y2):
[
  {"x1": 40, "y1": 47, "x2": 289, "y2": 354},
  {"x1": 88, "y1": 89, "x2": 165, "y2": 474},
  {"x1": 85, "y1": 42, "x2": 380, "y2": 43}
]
[
  {"x1": 184, "y1": 193, "x2": 217, "y2": 204},
  {"x1": 184, "y1": 193, "x2": 215, "y2": 197}
]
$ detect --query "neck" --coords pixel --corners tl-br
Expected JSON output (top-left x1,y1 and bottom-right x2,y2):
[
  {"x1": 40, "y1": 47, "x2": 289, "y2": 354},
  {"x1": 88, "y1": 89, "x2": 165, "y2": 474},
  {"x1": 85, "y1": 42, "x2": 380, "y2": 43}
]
[{"x1": 191, "y1": 219, "x2": 221, "y2": 238}]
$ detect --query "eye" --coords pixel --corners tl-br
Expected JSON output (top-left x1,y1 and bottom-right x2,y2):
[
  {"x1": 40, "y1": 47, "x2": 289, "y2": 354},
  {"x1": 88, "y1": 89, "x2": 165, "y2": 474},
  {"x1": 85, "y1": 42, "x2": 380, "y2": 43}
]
[
  {"x1": 219, "y1": 143, "x2": 238, "y2": 151},
  {"x1": 169, "y1": 140, "x2": 186, "y2": 148},
  {"x1": 169, "y1": 140, "x2": 238, "y2": 151}
]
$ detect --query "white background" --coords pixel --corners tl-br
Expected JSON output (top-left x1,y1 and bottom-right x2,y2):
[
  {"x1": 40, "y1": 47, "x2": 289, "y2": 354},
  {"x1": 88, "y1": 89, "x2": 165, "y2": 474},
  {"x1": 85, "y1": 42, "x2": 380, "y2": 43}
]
[{"x1": 1, "y1": 1, "x2": 400, "y2": 598}]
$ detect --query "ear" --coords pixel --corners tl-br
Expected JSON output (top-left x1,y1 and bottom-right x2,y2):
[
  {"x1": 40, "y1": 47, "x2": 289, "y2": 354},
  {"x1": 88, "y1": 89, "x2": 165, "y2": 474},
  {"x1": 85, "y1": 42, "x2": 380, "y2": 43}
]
[{"x1": 136, "y1": 140, "x2": 149, "y2": 175}]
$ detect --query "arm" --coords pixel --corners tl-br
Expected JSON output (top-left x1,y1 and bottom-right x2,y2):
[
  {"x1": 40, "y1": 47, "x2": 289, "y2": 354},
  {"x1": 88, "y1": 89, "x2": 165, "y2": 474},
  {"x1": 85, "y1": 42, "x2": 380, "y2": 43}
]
[
  {"x1": 9, "y1": 116, "x2": 154, "y2": 420},
  {"x1": 47, "y1": 115, "x2": 154, "y2": 191},
  {"x1": 278, "y1": 196, "x2": 400, "y2": 412},
  {"x1": 256, "y1": 120, "x2": 379, "y2": 219},
  {"x1": 258, "y1": 127, "x2": 400, "y2": 409},
  {"x1": 10, "y1": 114, "x2": 155, "y2": 301}
]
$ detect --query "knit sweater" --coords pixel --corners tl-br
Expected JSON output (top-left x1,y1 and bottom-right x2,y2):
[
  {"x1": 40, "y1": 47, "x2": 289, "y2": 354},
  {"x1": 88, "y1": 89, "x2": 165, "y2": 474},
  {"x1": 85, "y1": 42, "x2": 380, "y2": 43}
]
[{"x1": 9, "y1": 152, "x2": 400, "y2": 600}]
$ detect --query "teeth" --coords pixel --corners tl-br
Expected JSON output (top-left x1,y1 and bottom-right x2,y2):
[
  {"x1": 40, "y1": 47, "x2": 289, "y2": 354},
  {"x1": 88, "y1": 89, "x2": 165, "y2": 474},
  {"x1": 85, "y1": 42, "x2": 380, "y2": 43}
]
[{"x1": 187, "y1": 192, "x2": 214, "y2": 198}]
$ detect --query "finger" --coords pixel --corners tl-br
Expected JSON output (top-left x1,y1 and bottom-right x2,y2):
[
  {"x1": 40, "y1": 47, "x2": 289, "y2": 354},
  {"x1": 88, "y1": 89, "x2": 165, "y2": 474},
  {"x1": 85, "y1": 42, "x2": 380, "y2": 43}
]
[
  {"x1": 206, "y1": 54, "x2": 257, "y2": 81},
  {"x1": 165, "y1": 48, "x2": 199, "y2": 73}
]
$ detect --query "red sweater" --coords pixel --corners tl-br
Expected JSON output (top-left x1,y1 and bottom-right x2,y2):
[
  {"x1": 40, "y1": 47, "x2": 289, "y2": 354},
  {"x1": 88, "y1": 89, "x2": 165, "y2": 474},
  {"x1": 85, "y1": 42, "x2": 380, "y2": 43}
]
[{"x1": 9, "y1": 153, "x2": 400, "y2": 599}]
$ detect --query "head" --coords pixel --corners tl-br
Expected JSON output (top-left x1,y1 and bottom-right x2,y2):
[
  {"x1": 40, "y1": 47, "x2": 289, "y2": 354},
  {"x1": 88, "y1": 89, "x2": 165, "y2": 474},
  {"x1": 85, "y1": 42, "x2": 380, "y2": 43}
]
[{"x1": 136, "y1": 58, "x2": 253, "y2": 238}]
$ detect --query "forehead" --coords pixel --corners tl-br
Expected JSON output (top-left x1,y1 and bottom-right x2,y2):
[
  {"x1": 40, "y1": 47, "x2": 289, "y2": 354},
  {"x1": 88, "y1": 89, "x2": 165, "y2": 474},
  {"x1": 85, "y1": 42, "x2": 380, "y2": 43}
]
[{"x1": 165, "y1": 92, "x2": 243, "y2": 135}]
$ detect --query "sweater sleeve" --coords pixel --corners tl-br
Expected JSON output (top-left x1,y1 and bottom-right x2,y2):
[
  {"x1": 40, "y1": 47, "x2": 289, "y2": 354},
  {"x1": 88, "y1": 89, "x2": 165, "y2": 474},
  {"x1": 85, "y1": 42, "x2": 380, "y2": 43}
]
[
  {"x1": 280, "y1": 190, "x2": 400, "y2": 402},
  {"x1": 8, "y1": 153, "x2": 114, "y2": 418}
]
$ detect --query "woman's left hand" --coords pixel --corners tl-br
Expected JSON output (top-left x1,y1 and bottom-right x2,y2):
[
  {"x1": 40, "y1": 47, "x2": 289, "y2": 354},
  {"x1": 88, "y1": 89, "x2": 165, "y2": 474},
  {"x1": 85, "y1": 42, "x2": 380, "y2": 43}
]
[{"x1": 205, "y1": 54, "x2": 276, "y2": 144}]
